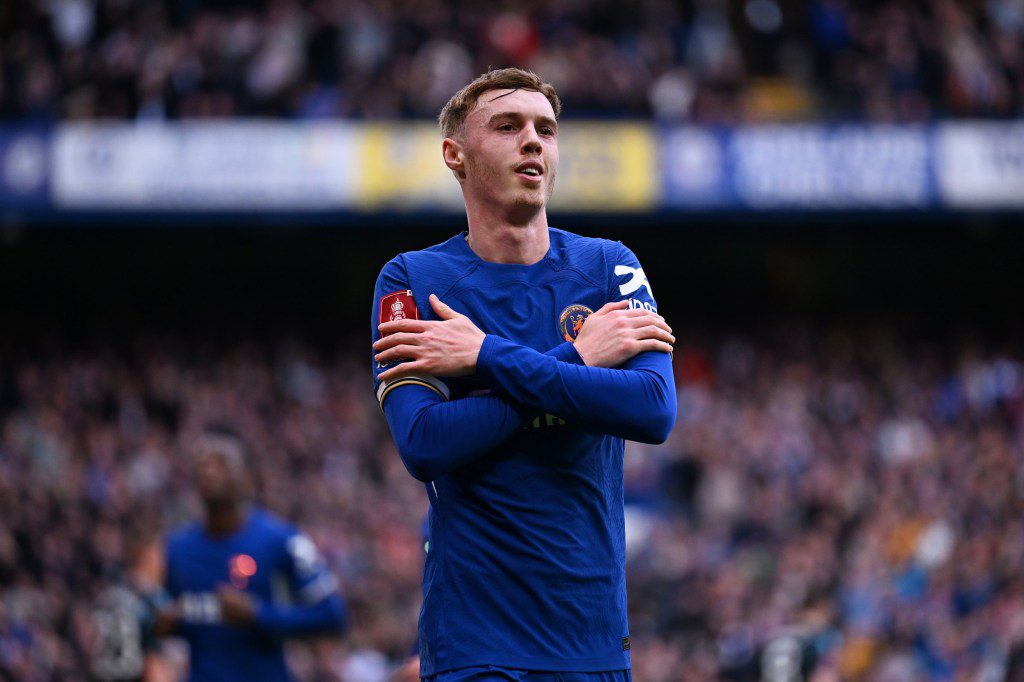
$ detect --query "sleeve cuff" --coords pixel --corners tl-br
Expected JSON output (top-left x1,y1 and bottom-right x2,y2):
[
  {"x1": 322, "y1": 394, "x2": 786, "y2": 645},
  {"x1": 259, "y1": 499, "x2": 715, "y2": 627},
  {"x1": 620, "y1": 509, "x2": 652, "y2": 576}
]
[
  {"x1": 470, "y1": 337, "x2": 532, "y2": 425},
  {"x1": 475, "y1": 334, "x2": 504, "y2": 385},
  {"x1": 555, "y1": 341, "x2": 585, "y2": 365}
]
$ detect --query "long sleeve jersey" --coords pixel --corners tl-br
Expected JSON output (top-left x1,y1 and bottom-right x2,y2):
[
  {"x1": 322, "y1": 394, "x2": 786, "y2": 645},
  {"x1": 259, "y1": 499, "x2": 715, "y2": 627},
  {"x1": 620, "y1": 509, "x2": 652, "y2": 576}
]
[
  {"x1": 165, "y1": 508, "x2": 346, "y2": 681},
  {"x1": 370, "y1": 228, "x2": 676, "y2": 676}
]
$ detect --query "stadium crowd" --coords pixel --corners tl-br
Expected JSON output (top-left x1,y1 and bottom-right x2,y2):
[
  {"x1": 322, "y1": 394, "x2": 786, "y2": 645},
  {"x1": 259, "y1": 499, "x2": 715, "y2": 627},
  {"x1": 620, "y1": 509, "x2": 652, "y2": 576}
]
[
  {"x1": 1, "y1": 0, "x2": 1022, "y2": 123},
  {"x1": 1, "y1": 326, "x2": 1023, "y2": 681}
]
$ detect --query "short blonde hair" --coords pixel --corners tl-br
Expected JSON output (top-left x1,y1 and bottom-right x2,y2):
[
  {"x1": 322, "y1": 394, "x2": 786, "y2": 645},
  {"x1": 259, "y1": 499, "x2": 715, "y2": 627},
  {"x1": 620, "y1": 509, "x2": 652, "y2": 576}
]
[{"x1": 438, "y1": 68, "x2": 561, "y2": 139}]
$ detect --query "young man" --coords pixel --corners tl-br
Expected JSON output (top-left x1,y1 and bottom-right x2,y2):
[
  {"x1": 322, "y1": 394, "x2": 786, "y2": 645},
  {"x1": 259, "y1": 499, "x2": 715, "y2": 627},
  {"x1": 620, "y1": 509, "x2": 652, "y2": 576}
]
[
  {"x1": 153, "y1": 427, "x2": 347, "y2": 681},
  {"x1": 371, "y1": 68, "x2": 677, "y2": 681}
]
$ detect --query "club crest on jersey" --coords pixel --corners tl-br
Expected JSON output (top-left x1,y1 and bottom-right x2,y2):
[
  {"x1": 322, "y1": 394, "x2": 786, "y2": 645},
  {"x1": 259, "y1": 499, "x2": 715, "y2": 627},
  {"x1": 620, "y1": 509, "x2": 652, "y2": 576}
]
[
  {"x1": 379, "y1": 290, "x2": 419, "y2": 335},
  {"x1": 558, "y1": 304, "x2": 593, "y2": 342}
]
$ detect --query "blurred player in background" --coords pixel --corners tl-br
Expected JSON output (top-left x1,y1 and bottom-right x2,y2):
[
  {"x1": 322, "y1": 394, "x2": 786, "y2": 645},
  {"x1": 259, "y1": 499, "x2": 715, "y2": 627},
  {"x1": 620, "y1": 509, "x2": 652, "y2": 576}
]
[
  {"x1": 371, "y1": 68, "x2": 677, "y2": 681},
  {"x1": 89, "y1": 533, "x2": 176, "y2": 682},
  {"x1": 152, "y1": 425, "x2": 347, "y2": 681}
]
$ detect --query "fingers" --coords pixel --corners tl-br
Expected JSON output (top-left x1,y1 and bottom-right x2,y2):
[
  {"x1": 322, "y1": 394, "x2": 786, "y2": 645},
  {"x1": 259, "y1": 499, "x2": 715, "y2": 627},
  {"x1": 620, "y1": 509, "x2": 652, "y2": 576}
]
[
  {"x1": 621, "y1": 310, "x2": 671, "y2": 333},
  {"x1": 373, "y1": 332, "x2": 423, "y2": 352},
  {"x1": 635, "y1": 339, "x2": 675, "y2": 355},
  {"x1": 634, "y1": 325, "x2": 675, "y2": 344},
  {"x1": 629, "y1": 317, "x2": 671, "y2": 335},
  {"x1": 379, "y1": 319, "x2": 430, "y2": 336},
  {"x1": 429, "y1": 294, "x2": 463, "y2": 321},
  {"x1": 375, "y1": 344, "x2": 420, "y2": 364},
  {"x1": 377, "y1": 360, "x2": 432, "y2": 383}
]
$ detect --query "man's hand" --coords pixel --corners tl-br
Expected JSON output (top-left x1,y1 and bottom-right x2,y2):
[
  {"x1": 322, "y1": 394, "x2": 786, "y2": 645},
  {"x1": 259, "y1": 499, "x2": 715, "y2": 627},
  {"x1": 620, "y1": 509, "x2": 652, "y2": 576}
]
[
  {"x1": 391, "y1": 655, "x2": 420, "y2": 682},
  {"x1": 217, "y1": 585, "x2": 258, "y2": 627},
  {"x1": 573, "y1": 301, "x2": 674, "y2": 367},
  {"x1": 375, "y1": 294, "x2": 485, "y2": 381},
  {"x1": 152, "y1": 603, "x2": 182, "y2": 637}
]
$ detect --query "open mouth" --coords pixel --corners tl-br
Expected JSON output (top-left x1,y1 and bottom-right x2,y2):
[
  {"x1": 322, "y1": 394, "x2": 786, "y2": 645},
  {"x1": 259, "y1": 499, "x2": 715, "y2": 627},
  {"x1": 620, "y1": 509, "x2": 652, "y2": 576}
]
[{"x1": 515, "y1": 161, "x2": 544, "y2": 182}]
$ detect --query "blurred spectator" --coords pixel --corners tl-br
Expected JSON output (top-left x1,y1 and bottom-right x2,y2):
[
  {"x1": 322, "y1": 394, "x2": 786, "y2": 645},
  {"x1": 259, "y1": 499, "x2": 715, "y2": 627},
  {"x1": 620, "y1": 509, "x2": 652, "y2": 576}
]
[{"x1": 1, "y1": 0, "x2": 1021, "y2": 124}]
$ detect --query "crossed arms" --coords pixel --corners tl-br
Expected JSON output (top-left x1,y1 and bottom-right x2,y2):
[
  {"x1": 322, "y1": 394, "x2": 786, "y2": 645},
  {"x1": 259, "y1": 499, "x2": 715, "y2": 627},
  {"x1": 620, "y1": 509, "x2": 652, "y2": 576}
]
[{"x1": 374, "y1": 296, "x2": 677, "y2": 482}]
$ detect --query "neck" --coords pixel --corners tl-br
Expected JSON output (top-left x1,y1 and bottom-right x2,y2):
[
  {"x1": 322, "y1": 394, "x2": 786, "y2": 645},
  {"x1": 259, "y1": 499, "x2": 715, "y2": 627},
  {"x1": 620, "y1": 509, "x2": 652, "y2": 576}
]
[
  {"x1": 203, "y1": 500, "x2": 246, "y2": 537},
  {"x1": 464, "y1": 203, "x2": 549, "y2": 264}
]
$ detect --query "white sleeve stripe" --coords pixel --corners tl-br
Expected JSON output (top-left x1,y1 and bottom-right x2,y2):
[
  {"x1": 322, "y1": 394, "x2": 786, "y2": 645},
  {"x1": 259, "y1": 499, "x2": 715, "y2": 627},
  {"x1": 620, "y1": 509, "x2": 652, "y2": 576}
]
[
  {"x1": 376, "y1": 374, "x2": 450, "y2": 406},
  {"x1": 298, "y1": 572, "x2": 339, "y2": 605}
]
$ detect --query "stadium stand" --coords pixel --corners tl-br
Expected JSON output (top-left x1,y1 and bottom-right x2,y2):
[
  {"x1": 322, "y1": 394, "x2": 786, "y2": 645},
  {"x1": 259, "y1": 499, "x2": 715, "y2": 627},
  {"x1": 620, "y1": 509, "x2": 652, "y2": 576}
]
[
  {"x1": 0, "y1": 0, "x2": 1021, "y2": 122},
  {"x1": 1, "y1": 323, "x2": 1023, "y2": 679}
]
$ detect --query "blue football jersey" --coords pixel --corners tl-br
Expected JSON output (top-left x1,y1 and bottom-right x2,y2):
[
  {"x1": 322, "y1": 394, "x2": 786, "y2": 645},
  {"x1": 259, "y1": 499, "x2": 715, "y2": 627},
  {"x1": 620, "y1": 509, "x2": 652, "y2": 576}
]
[
  {"x1": 165, "y1": 508, "x2": 344, "y2": 682},
  {"x1": 371, "y1": 228, "x2": 674, "y2": 675}
]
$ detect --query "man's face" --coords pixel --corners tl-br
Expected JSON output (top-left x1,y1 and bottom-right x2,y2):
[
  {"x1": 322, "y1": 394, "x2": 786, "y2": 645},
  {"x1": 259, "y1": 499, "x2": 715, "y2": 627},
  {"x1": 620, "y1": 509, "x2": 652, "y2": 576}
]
[
  {"x1": 456, "y1": 88, "x2": 559, "y2": 212},
  {"x1": 194, "y1": 445, "x2": 240, "y2": 505}
]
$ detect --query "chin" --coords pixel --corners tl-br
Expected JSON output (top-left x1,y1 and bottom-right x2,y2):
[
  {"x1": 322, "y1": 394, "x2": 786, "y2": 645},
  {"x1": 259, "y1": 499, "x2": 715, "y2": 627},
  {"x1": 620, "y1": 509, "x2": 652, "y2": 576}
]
[{"x1": 510, "y1": 190, "x2": 546, "y2": 209}]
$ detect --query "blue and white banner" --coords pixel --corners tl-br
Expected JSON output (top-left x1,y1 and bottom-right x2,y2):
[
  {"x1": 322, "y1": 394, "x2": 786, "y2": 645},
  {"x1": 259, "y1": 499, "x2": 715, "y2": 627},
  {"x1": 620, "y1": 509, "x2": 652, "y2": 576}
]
[
  {"x1": 0, "y1": 127, "x2": 50, "y2": 208},
  {"x1": 661, "y1": 127, "x2": 730, "y2": 208},
  {"x1": 729, "y1": 125, "x2": 931, "y2": 209},
  {"x1": 663, "y1": 125, "x2": 933, "y2": 209},
  {"x1": 53, "y1": 123, "x2": 360, "y2": 209},
  {"x1": 0, "y1": 121, "x2": 1021, "y2": 216},
  {"x1": 935, "y1": 123, "x2": 1024, "y2": 208}
]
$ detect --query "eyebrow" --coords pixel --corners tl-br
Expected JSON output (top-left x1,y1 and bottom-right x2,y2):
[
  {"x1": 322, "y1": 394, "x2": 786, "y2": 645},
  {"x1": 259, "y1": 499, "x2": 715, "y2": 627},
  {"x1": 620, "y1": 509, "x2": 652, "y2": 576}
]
[{"x1": 486, "y1": 111, "x2": 558, "y2": 131}]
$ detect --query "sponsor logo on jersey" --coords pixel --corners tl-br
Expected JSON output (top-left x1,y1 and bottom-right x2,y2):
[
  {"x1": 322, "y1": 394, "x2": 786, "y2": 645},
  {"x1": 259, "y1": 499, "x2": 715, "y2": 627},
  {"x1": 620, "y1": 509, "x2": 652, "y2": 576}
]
[
  {"x1": 379, "y1": 290, "x2": 419, "y2": 335},
  {"x1": 627, "y1": 297, "x2": 657, "y2": 313},
  {"x1": 614, "y1": 265, "x2": 652, "y2": 297},
  {"x1": 524, "y1": 413, "x2": 567, "y2": 430},
  {"x1": 558, "y1": 304, "x2": 593, "y2": 342},
  {"x1": 179, "y1": 592, "x2": 222, "y2": 623}
]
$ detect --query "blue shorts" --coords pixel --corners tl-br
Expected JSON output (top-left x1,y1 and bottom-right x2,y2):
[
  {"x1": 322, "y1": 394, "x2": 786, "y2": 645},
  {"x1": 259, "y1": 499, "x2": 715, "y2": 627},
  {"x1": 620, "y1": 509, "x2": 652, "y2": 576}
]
[{"x1": 423, "y1": 667, "x2": 631, "y2": 682}]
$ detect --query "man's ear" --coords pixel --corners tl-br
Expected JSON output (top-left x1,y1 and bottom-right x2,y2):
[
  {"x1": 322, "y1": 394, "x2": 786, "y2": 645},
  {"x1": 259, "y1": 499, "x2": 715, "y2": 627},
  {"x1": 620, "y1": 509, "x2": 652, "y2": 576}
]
[{"x1": 442, "y1": 138, "x2": 467, "y2": 181}]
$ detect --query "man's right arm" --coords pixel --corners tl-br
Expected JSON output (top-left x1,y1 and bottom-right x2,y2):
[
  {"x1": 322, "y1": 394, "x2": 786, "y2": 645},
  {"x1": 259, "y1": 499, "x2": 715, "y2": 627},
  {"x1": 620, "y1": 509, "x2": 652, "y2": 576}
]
[
  {"x1": 384, "y1": 342, "x2": 603, "y2": 481},
  {"x1": 373, "y1": 258, "x2": 562, "y2": 482},
  {"x1": 381, "y1": 386, "x2": 528, "y2": 481}
]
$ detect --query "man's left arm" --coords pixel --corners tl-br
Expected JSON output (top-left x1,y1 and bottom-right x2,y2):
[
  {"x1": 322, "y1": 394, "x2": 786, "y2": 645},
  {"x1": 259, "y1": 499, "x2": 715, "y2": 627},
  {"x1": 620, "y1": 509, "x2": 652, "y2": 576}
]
[
  {"x1": 222, "y1": 532, "x2": 347, "y2": 638},
  {"x1": 477, "y1": 241, "x2": 676, "y2": 443},
  {"x1": 474, "y1": 336, "x2": 675, "y2": 444}
]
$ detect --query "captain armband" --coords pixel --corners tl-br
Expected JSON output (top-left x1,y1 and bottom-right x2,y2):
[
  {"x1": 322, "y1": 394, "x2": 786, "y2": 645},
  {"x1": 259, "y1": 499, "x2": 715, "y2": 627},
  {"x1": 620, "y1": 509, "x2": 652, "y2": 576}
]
[{"x1": 376, "y1": 374, "x2": 450, "y2": 408}]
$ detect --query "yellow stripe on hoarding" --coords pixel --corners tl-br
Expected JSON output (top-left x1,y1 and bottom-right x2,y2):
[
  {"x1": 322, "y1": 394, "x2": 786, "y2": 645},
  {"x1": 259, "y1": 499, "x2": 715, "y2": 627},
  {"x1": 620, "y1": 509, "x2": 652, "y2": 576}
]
[
  {"x1": 355, "y1": 124, "x2": 461, "y2": 210},
  {"x1": 355, "y1": 122, "x2": 658, "y2": 212},
  {"x1": 550, "y1": 123, "x2": 659, "y2": 211}
]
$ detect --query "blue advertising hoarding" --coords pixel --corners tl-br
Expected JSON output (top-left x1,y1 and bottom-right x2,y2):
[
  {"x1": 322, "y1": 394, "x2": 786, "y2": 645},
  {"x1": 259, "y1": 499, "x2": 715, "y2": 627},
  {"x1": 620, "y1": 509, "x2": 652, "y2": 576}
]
[
  {"x1": 662, "y1": 125, "x2": 934, "y2": 210},
  {"x1": 0, "y1": 127, "x2": 50, "y2": 209},
  {"x1": 0, "y1": 121, "x2": 1021, "y2": 219}
]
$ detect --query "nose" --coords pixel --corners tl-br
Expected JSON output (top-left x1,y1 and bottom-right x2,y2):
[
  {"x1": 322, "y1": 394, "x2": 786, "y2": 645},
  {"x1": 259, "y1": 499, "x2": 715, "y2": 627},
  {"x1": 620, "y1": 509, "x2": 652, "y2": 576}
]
[{"x1": 520, "y1": 124, "x2": 542, "y2": 155}]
